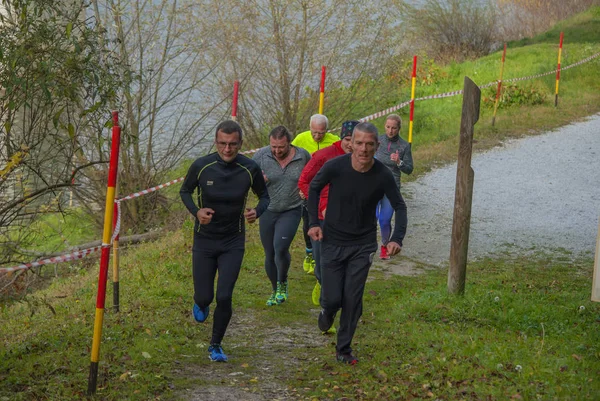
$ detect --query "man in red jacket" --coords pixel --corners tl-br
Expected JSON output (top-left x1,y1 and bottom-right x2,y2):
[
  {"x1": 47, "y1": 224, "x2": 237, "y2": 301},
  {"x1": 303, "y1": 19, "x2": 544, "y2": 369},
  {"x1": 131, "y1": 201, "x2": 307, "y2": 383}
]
[{"x1": 298, "y1": 120, "x2": 359, "y2": 312}]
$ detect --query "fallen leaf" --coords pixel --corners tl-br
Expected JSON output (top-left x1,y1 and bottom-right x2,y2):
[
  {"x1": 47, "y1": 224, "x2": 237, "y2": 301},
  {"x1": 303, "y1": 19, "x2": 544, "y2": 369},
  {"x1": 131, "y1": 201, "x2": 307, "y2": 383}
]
[
  {"x1": 142, "y1": 352, "x2": 151, "y2": 359},
  {"x1": 119, "y1": 372, "x2": 129, "y2": 381},
  {"x1": 572, "y1": 354, "x2": 581, "y2": 361}
]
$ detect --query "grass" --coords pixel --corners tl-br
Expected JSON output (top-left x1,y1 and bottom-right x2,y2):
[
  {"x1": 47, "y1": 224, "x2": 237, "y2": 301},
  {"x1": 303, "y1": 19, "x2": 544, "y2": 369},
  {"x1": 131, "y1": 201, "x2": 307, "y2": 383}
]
[{"x1": 1, "y1": 222, "x2": 599, "y2": 400}]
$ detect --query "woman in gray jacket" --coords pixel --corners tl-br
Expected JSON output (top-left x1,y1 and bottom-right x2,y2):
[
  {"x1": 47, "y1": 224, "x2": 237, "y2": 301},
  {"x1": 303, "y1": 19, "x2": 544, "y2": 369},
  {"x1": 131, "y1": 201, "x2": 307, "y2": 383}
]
[{"x1": 375, "y1": 114, "x2": 413, "y2": 259}]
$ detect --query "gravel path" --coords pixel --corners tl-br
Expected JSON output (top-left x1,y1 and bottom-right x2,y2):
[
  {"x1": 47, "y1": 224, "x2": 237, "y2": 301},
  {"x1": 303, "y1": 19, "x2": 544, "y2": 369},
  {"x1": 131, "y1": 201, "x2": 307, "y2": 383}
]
[{"x1": 399, "y1": 114, "x2": 600, "y2": 266}]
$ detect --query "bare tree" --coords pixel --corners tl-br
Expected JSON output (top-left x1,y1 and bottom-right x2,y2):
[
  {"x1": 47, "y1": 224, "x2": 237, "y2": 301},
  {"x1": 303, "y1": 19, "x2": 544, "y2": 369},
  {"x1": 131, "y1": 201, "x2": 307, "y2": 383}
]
[
  {"x1": 0, "y1": 0, "x2": 123, "y2": 266},
  {"x1": 84, "y1": 0, "x2": 229, "y2": 231},
  {"x1": 198, "y1": 0, "x2": 401, "y2": 142}
]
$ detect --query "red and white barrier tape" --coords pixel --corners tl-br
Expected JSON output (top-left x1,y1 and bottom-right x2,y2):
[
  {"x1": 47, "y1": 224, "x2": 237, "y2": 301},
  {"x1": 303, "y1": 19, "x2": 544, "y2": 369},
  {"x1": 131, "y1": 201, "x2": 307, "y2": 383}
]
[
  {"x1": 3, "y1": 52, "x2": 598, "y2": 274},
  {"x1": 0, "y1": 245, "x2": 106, "y2": 273},
  {"x1": 117, "y1": 177, "x2": 185, "y2": 202}
]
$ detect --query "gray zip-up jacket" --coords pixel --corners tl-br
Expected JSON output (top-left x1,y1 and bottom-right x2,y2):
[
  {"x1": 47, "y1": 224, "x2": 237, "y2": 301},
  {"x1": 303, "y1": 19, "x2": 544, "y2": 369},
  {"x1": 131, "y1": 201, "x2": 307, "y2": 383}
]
[
  {"x1": 253, "y1": 145, "x2": 310, "y2": 212},
  {"x1": 375, "y1": 134, "x2": 414, "y2": 188}
]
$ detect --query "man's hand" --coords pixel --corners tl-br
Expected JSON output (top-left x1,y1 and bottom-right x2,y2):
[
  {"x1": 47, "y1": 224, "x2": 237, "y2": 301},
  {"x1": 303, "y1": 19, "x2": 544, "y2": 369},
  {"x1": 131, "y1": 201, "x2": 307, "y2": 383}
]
[
  {"x1": 308, "y1": 226, "x2": 323, "y2": 241},
  {"x1": 244, "y1": 208, "x2": 257, "y2": 224},
  {"x1": 390, "y1": 150, "x2": 400, "y2": 163},
  {"x1": 386, "y1": 241, "x2": 402, "y2": 256},
  {"x1": 299, "y1": 189, "x2": 306, "y2": 200},
  {"x1": 262, "y1": 170, "x2": 268, "y2": 183},
  {"x1": 197, "y1": 208, "x2": 215, "y2": 225}
]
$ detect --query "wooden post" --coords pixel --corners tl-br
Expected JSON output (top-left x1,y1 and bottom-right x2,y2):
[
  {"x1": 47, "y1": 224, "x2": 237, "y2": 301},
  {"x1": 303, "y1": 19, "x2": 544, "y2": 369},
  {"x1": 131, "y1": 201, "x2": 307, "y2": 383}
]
[
  {"x1": 592, "y1": 218, "x2": 600, "y2": 302},
  {"x1": 448, "y1": 77, "x2": 480, "y2": 295}
]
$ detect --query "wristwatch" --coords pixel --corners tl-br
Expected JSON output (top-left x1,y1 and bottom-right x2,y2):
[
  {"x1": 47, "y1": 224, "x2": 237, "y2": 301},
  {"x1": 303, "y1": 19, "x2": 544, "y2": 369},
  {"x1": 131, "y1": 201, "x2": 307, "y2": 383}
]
[{"x1": 397, "y1": 159, "x2": 404, "y2": 167}]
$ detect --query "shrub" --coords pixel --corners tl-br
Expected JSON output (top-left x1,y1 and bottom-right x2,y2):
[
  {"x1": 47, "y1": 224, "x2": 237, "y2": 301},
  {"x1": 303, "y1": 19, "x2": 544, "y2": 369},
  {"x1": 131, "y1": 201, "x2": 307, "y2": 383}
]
[{"x1": 482, "y1": 83, "x2": 547, "y2": 108}]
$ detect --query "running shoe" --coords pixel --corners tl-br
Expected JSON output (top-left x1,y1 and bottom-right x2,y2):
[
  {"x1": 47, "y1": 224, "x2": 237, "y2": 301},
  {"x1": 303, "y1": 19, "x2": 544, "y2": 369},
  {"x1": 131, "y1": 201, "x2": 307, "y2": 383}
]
[
  {"x1": 311, "y1": 282, "x2": 321, "y2": 306},
  {"x1": 307, "y1": 257, "x2": 315, "y2": 275},
  {"x1": 318, "y1": 309, "x2": 336, "y2": 332},
  {"x1": 303, "y1": 253, "x2": 314, "y2": 273},
  {"x1": 336, "y1": 352, "x2": 358, "y2": 365},
  {"x1": 322, "y1": 326, "x2": 337, "y2": 335},
  {"x1": 193, "y1": 304, "x2": 209, "y2": 323},
  {"x1": 208, "y1": 344, "x2": 228, "y2": 362},
  {"x1": 380, "y1": 244, "x2": 390, "y2": 260},
  {"x1": 266, "y1": 291, "x2": 278, "y2": 306},
  {"x1": 276, "y1": 281, "x2": 288, "y2": 304}
]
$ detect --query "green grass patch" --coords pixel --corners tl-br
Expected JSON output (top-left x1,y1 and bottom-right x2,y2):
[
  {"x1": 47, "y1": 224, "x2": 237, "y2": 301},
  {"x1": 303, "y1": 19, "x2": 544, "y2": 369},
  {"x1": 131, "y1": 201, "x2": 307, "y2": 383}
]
[{"x1": 1, "y1": 223, "x2": 599, "y2": 400}]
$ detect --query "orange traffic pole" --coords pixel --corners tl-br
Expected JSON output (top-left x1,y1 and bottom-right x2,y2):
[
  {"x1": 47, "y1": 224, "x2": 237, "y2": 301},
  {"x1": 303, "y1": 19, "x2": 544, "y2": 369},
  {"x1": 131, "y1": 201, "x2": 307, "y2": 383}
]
[
  {"x1": 555, "y1": 32, "x2": 564, "y2": 107},
  {"x1": 492, "y1": 43, "x2": 507, "y2": 126},
  {"x1": 318, "y1": 66, "x2": 326, "y2": 114},
  {"x1": 112, "y1": 199, "x2": 120, "y2": 313},
  {"x1": 408, "y1": 56, "x2": 417, "y2": 144},
  {"x1": 232, "y1": 80, "x2": 239, "y2": 121},
  {"x1": 87, "y1": 111, "x2": 121, "y2": 395}
]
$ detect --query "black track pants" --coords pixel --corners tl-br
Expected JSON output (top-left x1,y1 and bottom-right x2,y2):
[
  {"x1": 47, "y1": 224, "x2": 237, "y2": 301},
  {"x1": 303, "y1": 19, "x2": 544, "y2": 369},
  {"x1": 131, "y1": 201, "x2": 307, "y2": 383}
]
[
  {"x1": 320, "y1": 242, "x2": 378, "y2": 354},
  {"x1": 192, "y1": 233, "x2": 245, "y2": 345}
]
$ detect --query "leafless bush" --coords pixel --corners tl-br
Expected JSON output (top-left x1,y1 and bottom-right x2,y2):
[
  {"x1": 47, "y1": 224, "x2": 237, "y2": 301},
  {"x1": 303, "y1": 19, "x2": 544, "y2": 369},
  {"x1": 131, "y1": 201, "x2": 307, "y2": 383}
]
[
  {"x1": 496, "y1": 0, "x2": 600, "y2": 40},
  {"x1": 398, "y1": 0, "x2": 499, "y2": 62}
]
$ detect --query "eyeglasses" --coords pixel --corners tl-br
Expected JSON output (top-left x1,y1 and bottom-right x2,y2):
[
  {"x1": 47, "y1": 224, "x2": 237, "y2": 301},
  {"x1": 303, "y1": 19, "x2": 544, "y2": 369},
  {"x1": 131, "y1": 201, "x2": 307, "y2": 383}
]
[{"x1": 216, "y1": 141, "x2": 240, "y2": 149}]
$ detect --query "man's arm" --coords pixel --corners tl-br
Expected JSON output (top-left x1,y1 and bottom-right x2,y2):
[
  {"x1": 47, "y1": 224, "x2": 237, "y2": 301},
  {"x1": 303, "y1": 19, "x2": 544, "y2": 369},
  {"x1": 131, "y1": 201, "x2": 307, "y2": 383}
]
[
  {"x1": 308, "y1": 163, "x2": 332, "y2": 228},
  {"x1": 298, "y1": 152, "x2": 325, "y2": 198},
  {"x1": 383, "y1": 171, "x2": 408, "y2": 246},
  {"x1": 179, "y1": 161, "x2": 200, "y2": 217},
  {"x1": 251, "y1": 163, "x2": 270, "y2": 218}
]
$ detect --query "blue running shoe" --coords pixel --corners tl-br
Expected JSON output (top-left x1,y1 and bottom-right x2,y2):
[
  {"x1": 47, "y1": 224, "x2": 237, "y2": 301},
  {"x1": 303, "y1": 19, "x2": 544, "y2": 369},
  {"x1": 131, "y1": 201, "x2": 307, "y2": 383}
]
[
  {"x1": 208, "y1": 344, "x2": 228, "y2": 362},
  {"x1": 193, "y1": 304, "x2": 209, "y2": 323}
]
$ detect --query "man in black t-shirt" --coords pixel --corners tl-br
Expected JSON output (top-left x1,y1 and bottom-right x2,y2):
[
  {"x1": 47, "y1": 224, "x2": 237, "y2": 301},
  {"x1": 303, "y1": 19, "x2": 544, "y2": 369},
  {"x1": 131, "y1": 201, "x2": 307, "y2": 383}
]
[
  {"x1": 307, "y1": 122, "x2": 407, "y2": 365},
  {"x1": 180, "y1": 120, "x2": 269, "y2": 362}
]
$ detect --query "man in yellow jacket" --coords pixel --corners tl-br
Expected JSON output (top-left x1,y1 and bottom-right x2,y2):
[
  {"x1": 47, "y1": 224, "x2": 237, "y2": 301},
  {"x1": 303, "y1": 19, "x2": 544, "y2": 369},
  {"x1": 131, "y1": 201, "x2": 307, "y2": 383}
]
[{"x1": 292, "y1": 114, "x2": 339, "y2": 273}]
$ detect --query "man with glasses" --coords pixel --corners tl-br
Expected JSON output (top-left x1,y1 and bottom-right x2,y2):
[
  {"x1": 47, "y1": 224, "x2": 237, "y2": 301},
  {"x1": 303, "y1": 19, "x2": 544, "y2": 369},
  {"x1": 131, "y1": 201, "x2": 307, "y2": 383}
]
[
  {"x1": 292, "y1": 114, "x2": 339, "y2": 275},
  {"x1": 180, "y1": 120, "x2": 269, "y2": 362}
]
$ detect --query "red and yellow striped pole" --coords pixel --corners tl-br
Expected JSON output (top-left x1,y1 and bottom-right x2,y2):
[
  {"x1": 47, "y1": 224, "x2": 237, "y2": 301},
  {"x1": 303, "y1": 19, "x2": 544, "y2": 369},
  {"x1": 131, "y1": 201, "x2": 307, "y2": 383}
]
[
  {"x1": 408, "y1": 56, "x2": 417, "y2": 144},
  {"x1": 112, "y1": 199, "x2": 120, "y2": 313},
  {"x1": 318, "y1": 66, "x2": 326, "y2": 114},
  {"x1": 555, "y1": 31, "x2": 564, "y2": 107},
  {"x1": 87, "y1": 111, "x2": 121, "y2": 395},
  {"x1": 492, "y1": 43, "x2": 507, "y2": 126},
  {"x1": 232, "y1": 80, "x2": 239, "y2": 121}
]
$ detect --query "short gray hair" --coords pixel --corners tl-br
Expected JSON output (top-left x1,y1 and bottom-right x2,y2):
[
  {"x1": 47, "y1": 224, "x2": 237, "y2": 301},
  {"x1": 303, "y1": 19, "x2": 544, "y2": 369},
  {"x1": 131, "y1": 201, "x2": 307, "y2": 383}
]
[
  {"x1": 310, "y1": 114, "x2": 329, "y2": 129},
  {"x1": 352, "y1": 122, "x2": 379, "y2": 143}
]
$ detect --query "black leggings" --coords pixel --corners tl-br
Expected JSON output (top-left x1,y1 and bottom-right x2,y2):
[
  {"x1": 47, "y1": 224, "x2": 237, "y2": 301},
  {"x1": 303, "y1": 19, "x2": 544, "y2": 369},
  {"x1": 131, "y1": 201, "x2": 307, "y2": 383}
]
[
  {"x1": 301, "y1": 203, "x2": 313, "y2": 250},
  {"x1": 192, "y1": 233, "x2": 245, "y2": 345},
  {"x1": 259, "y1": 207, "x2": 302, "y2": 290}
]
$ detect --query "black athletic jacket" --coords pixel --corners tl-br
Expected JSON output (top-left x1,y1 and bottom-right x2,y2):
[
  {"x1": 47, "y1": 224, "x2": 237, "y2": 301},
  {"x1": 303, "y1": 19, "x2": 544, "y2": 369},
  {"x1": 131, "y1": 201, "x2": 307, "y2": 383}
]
[{"x1": 180, "y1": 152, "x2": 269, "y2": 238}]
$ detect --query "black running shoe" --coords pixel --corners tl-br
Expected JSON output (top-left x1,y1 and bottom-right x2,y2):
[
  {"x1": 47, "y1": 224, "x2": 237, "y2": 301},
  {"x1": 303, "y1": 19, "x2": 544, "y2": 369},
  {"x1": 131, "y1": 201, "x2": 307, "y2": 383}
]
[
  {"x1": 336, "y1": 352, "x2": 358, "y2": 365},
  {"x1": 318, "y1": 309, "x2": 336, "y2": 332}
]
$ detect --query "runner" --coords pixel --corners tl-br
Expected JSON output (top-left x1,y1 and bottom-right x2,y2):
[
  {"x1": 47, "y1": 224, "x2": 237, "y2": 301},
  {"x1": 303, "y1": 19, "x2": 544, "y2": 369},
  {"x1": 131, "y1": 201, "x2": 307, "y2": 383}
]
[
  {"x1": 179, "y1": 120, "x2": 269, "y2": 362},
  {"x1": 292, "y1": 114, "x2": 339, "y2": 274},
  {"x1": 298, "y1": 120, "x2": 359, "y2": 308},
  {"x1": 253, "y1": 126, "x2": 310, "y2": 305},
  {"x1": 307, "y1": 122, "x2": 407, "y2": 364},
  {"x1": 375, "y1": 114, "x2": 413, "y2": 259}
]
